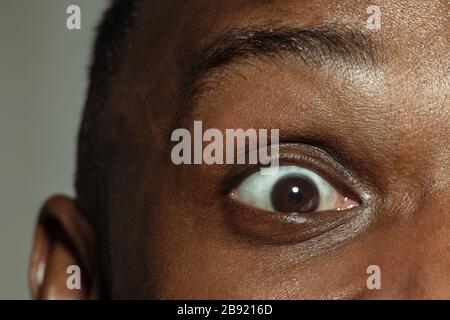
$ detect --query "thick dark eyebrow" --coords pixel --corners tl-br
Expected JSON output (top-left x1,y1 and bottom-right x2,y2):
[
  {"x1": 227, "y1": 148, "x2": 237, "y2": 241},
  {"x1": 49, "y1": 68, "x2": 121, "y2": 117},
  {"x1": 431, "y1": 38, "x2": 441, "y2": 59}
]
[{"x1": 173, "y1": 25, "x2": 380, "y2": 129}]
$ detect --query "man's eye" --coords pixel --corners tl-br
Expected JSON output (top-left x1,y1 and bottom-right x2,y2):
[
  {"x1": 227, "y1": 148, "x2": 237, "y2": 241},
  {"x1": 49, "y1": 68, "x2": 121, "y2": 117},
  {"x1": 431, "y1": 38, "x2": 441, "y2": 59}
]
[{"x1": 232, "y1": 166, "x2": 359, "y2": 213}]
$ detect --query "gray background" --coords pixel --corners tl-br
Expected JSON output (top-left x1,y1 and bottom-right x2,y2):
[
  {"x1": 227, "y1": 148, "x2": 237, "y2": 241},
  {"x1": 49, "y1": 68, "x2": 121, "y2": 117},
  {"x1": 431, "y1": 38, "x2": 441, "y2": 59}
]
[{"x1": 0, "y1": 0, "x2": 108, "y2": 299}]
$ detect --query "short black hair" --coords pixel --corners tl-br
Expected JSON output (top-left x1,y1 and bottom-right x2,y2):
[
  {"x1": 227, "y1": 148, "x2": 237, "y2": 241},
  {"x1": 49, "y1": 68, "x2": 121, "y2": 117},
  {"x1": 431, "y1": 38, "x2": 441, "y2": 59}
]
[{"x1": 75, "y1": 0, "x2": 141, "y2": 251}]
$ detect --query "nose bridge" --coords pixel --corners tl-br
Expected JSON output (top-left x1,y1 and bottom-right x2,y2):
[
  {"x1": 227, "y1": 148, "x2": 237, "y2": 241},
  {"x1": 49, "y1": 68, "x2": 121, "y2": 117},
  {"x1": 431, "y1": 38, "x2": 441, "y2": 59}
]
[{"x1": 406, "y1": 187, "x2": 450, "y2": 299}]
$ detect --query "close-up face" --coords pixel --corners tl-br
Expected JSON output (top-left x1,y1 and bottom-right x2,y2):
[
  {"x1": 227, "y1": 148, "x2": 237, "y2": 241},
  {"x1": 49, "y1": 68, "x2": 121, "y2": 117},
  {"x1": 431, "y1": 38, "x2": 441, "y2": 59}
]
[{"x1": 29, "y1": 0, "x2": 449, "y2": 300}]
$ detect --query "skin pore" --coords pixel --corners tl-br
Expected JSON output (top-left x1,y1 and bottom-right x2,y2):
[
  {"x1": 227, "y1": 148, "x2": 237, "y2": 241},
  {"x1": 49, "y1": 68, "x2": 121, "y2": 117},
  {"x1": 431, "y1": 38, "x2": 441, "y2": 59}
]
[{"x1": 30, "y1": 0, "x2": 449, "y2": 299}]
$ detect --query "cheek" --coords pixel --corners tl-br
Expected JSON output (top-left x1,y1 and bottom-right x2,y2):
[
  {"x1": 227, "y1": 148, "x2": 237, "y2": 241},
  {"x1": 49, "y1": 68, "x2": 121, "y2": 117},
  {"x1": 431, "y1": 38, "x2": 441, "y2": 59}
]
[{"x1": 148, "y1": 226, "x2": 377, "y2": 299}]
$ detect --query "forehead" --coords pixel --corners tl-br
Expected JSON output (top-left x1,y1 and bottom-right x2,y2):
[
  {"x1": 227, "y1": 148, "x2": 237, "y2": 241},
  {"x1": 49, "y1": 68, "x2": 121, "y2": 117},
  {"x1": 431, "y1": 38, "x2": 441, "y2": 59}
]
[
  {"x1": 136, "y1": 0, "x2": 448, "y2": 49},
  {"x1": 127, "y1": 0, "x2": 448, "y2": 109},
  {"x1": 108, "y1": 0, "x2": 449, "y2": 169}
]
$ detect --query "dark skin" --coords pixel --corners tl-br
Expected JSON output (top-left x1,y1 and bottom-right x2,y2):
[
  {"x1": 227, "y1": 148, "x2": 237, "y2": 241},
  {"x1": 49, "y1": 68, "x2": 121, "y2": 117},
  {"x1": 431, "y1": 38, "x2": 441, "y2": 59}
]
[{"x1": 30, "y1": 0, "x2": 449, "y2": 299}]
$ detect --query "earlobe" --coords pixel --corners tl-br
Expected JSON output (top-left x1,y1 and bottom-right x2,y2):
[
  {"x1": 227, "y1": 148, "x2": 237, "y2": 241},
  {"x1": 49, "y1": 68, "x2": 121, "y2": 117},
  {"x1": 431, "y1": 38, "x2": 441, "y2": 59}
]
[{"x1": 29, "y1": 195, "x2": 101, "y2": 299}]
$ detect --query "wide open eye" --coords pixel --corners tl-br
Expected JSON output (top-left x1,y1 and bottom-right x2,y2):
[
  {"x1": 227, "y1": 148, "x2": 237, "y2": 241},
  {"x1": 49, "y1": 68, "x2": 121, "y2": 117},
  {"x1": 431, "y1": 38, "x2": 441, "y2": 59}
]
[{"x1": 232, "y1": 166, "x2": 358, "y2": 213}]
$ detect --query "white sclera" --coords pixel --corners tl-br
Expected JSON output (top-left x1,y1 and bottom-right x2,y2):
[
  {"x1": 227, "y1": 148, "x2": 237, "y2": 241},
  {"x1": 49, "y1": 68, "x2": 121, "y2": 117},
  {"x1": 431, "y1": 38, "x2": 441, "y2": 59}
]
[{"x1": 233, "y1": 165, "x2": 339, "y2": 212}]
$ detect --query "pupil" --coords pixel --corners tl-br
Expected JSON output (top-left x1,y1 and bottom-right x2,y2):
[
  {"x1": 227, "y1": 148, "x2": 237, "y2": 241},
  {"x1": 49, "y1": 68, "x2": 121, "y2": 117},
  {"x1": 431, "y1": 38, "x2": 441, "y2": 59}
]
[
  {"x1": 289, "y1": 186, "x2": 303, "y2": 203},
  {"x1": 270, "y1": 175, "x2": 319, "y2": 213}
]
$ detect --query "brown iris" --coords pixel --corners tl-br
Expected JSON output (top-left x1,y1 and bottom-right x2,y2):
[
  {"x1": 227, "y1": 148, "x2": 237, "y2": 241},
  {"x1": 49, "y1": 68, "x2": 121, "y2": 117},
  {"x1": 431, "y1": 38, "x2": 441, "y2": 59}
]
[{"x1": 270, "y1": 175, "x2": 319, "y2": 213}]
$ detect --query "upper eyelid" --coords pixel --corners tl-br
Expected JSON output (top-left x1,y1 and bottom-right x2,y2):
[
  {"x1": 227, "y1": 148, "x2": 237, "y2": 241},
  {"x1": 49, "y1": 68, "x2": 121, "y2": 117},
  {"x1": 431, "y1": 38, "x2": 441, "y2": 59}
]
[{"x1": 219, "y1": 143, "x2": 364, "y2": 204}]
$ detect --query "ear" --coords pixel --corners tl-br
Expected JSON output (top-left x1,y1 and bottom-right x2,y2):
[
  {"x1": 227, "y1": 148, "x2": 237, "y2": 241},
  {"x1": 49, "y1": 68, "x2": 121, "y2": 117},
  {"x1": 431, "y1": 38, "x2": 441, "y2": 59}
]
[{"x1": 29, "y1": 195, "x2": 102, "y2": 299}]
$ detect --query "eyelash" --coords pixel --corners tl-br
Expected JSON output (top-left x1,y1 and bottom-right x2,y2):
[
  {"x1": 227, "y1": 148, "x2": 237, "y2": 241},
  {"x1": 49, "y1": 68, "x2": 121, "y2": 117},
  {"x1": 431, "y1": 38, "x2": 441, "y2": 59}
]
[{"x1": 219, "y1": 144, "x2": 360, "y2": 205}]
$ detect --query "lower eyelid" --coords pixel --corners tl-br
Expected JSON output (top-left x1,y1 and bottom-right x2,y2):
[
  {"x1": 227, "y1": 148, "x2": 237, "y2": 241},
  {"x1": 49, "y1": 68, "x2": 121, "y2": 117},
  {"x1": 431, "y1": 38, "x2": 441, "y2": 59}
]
[{"x1": 222, "y1": 199, "x2": 363, "y2": 246}]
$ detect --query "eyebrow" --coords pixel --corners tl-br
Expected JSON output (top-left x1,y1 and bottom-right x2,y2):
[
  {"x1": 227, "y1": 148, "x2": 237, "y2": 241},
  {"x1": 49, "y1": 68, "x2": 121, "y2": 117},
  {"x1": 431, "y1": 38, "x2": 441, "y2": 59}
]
[{"x1": 174, "y1": 25, "x2": 381, "y2": 127}]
